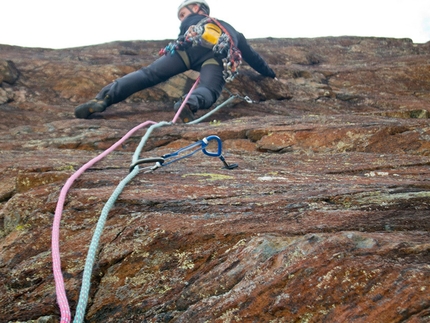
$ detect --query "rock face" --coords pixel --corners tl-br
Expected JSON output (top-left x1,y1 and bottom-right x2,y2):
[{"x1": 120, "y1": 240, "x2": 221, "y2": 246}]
[{"x1": 0, "y1": 37, "x2": 429, "y2": 323}]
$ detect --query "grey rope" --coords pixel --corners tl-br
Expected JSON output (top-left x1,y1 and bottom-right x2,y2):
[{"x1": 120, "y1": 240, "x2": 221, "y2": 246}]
[{"x1": 73, "y1": 93, "x2": 253, "y2": 322}]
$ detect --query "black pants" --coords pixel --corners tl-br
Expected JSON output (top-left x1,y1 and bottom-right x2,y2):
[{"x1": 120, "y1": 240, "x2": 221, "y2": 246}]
[{"x1": 95, "y1": 51, "x2": 225, "y2": 111}]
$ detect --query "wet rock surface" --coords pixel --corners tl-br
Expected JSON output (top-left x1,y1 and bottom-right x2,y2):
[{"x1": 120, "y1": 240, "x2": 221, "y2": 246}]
[{"x1": 0, "y1": 37, "x2": 429, "y2": 322}]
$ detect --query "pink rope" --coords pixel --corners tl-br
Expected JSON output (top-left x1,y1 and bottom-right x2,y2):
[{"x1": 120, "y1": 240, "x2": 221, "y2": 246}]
[
  {"x1": 171, "y1": 77, "x2": 200, "y2": 123},
  {"x1": 52, "y1": 120, "x2": 156, "y2": 323},
  {"x1": 52, "y1": 76, "x2": 200, "y2": 323}
]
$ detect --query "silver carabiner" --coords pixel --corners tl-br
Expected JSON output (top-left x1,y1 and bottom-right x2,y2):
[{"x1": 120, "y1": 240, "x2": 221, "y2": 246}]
[{"x1": 243, "y1": 96, "x2": 253, "y2": 103}]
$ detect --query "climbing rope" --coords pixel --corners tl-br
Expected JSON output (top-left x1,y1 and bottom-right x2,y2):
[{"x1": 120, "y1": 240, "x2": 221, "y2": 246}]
[
  {"x1": 52, "y1": 120, "x2": 158, "y2": 323},
  {"x1": 73, "y1": 121, "x2": 170, "y2": 323},
  {"x1": 189, "y1": 90, "x2": 254, "y2": 124},
  {"x1": 52, "y1": 77, "x2": 252, "y2": 323}
]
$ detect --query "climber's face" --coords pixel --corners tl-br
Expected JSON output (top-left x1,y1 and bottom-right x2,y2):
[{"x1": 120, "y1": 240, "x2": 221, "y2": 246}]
[{"x1": 178, "y1": 5, "x2": 199, "y2": 21}]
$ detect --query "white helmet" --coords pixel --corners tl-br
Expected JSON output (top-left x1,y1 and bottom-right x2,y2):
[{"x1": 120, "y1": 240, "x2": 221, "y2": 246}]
[{"x1": 177, "y1": 0, "x2": 210, "y2": 18}]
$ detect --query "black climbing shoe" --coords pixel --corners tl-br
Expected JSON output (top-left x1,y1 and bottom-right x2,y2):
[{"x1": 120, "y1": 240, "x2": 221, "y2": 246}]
[
  {"x1": 174, "y1": 100, "x2": 195, "y2": 123},
  {"x1": 74, "y1": 97, "x2": 110, "y2": 119}
]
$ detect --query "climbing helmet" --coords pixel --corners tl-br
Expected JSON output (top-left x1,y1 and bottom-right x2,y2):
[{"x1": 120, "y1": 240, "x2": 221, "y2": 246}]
[{"x1": 177, "y1": 0, "x2": 210, "y2": 18}]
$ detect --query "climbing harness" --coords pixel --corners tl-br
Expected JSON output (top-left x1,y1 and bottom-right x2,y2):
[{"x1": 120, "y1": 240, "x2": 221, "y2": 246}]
[
  {"x1": 188, "y1": 16, "x2": 242, "y2": 82},
  {"x1": 159, "y1": 15, "x2": 242, "y2": 82},
  {"x1": 52, "y1": 76, "x2": 252, "y2": 323}
]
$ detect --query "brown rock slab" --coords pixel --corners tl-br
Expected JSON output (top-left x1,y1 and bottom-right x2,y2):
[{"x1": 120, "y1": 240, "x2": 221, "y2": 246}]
[{"x1": 0, "y1": 37, "x2": 429, "y2": 322}]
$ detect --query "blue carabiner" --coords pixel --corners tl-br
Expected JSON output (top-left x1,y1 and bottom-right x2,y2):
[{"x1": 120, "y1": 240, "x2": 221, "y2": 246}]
[{"x1": 201, "y1": 135, "x2": 222, "y2": 157}]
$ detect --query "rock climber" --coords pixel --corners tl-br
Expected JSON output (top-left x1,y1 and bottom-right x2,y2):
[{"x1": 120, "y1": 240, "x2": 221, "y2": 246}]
[{"x1": 74, "y1": 0, "x2": 277, "y2": 123}]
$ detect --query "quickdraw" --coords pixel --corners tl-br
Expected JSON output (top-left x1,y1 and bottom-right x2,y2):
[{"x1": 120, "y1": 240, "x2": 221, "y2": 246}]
[
  {"x1": 129, "y1": 135, "x2": 238, "y2": 172},
  {"x1": 159, "y1": 16, "x2": 242, "y2": 83}
]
